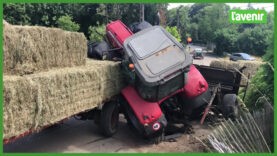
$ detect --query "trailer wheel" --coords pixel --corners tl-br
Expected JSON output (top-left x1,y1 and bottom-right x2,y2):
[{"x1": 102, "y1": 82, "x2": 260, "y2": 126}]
[
  {"x1": 221, "y1": 94, "x2": 239, "y2": 119},
  {"x1": 100, "y1": 101, "x2": 119, "y2": 137}
]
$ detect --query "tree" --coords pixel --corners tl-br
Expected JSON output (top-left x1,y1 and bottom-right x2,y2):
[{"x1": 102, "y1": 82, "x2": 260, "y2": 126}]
[
  {"x1": 237, "y1": 26, "x2": 271, "y2": 56},
  {"x1": 166, "y1": 6, "x2": 191, "y2": 41},
  {"x1": 213, "y1": 26, "x2": 239, "y2": 55},
  {"x1": 165, "y1": 26, "x2": 181, "y2": 42},
  {"x1": 56, "y1": 15, "x2": 80, "y2": 31},
  {"x1": 3, "y1": 3, "x2": 31, "y2": 25},
  {"x1": 196, "y1": 4, "x2": 230, "y2": 44},
  {"x1": 4, "y1": 3, "x2": 102, "y2": 38},
  {"x1": 189, "y1": 3, "x2": 211, "y2": 19}
]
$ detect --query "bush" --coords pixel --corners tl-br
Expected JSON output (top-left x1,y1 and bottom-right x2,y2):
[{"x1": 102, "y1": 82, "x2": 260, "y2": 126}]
[
  {"x1": 244, "y1": 35, "x2": 274, "y2": 110},
  {"x1": 213, "y1": 27, "x2": 239, "y2": 56},
  {"x1": 88, "y1": 24, "x2": 105, "y2": 42},
  {"x1": 237, "y1": 27, "x2": 271, "y2": 56},
  {"x1": 165, "y1": 26, "x2": 181, "y2": 42},
  {"x1": 56, "y1": 15, "x2": 80, "y2": 32}
]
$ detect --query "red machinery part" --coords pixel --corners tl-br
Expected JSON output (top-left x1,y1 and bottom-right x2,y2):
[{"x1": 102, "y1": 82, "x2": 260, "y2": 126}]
[
  {"x1": 182, "y1": 65, "x2": 208, "y2": 98},
  {"x1": 121, "y1": 85, "x2": 162, "y2": 125},
  {"x1": 106, "y1": 20, "x2": 133, "y2": 48}
]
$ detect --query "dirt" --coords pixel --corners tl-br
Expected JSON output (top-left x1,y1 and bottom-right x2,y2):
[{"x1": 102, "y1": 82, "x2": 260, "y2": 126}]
[{"x1": 116, "y1": 122, "x2": 211, "y2": 153}]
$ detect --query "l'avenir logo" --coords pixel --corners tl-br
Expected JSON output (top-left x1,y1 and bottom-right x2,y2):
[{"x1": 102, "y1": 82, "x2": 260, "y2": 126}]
[{"x1": 229, "y1": 9, "x2": 267, "y2": 24}]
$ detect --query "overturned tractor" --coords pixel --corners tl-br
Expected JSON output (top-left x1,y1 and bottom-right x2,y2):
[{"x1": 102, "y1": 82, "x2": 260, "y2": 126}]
[{"x1": 85, "y1": 20, "x2": 243, "y2": 143}]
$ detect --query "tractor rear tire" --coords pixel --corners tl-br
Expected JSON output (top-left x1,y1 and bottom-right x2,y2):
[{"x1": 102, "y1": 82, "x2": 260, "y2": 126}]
[
  {"x1": 221, "y1": 94, "x2": 239, "y2": 119},
  {"x1": 100, "y1": 101, "x2": 120, "y2": 137}
]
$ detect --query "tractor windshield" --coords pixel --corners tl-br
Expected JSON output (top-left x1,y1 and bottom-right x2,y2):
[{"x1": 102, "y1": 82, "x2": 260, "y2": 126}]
[{"x1": 128, "y1": 28, "x2": 174, "y2": 59}]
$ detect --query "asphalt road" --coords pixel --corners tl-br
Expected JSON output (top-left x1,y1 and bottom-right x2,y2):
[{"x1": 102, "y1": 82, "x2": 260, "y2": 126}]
[
  {"x1": 192, "y1": 54, "x2": 219, "y2": 66},
  {"x1": 4, "y1": 116, "x2": 147, "y2": 153},
  {"x1": 4, "y1": 115, "x2": 210, "y2": 153}
]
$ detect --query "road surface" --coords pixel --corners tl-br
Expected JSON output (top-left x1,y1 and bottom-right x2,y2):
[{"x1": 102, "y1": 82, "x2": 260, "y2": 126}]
[{"x1": 4, "y1": 115, "x2": 211, "y2": 153}]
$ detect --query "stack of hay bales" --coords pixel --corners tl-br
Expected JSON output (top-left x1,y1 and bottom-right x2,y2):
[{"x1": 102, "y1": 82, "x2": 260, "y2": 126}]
[
  {"x1": 3, "y1": 21, "x2": 124, "y2": 140},
  {"x1": 210, "y1": 59, "x2": 264, "y2": 86},
  {"x1": 4, "y1": 20, "x2": 86, "y2": 75}
]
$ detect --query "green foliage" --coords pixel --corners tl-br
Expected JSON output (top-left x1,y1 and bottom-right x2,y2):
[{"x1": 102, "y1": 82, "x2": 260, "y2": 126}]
[
  {"x1": 144, "y1": 4, "x2": 164, "y2": 25},
  {"x1": 214, "y1": 26, "x2": 239, "y2": 55},
  {"x1": 93, "y1": 3, "x2": 167, "y2": 26},
  {"x1": 244, "y1": 35, "x2": 274, "y2": 110},
  {"x1": 189, "y1": 3, "x2": 212, "y2": 19},
  {"x1": 88, "y1": 24, "x2": 105, "y2": 42},
  {"x1": 4, "y1": 3, "x2": 31, "y2": 25},
  {"x1": 165, "y1": 26, "x2": 181, "y2": 42},
  {"x1": 237, "y1": 26, "x2": 272, "y2": 56},
  {"x1": 57, "y1": 15, "x2": 80, "y2": 32},
  {"x1": 194, "y1": 4, "x2": 230, "y2": 43},
  {"x1": 167, "y1": 6, "x2": 191, "y2": 41},
  {"x1": 4, "y1": 3, "x2": 103, "y2": 37},
  {"x1": 166, "y1": 4, "x2": 273, "y2": 56},
  {"x1": 3, "y1": 3, "x2": 274, "y2": 56}
]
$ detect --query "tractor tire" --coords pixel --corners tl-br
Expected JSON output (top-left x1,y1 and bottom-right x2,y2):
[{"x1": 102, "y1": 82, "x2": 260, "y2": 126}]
[
  {"x1": 151, "y1": 132, "x2": 165, "y2": 144},
  {"x1": 100, "y1": 101, "x2": 120, "y2": 137},
  {"x1": 221, "y1": 94, "x2": 239, "y2": 119}
]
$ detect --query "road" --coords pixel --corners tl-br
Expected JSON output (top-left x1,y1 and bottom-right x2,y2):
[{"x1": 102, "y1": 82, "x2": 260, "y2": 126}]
[
  {"x1": 186, "y1": 44, "x2": 219, "y2": 66},
  {"x1": 192, "y1": 54, "x2": 219, "y2": 66},
  {"x1": 4, "y1": 115, "x2": 210, "y2": 153}
]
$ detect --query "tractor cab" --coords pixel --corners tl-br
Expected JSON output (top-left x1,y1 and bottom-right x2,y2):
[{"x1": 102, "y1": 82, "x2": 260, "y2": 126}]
[{"x1": 123, "y1": 26, "x2": 192, "y2": 101}]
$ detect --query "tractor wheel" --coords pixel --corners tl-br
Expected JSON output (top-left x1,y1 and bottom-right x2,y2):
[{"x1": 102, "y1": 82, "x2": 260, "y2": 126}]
[
  {"x1": 151, "y1": 132, "x2": 165, "y2": 144},
  {"x1": 221, "y1": 94, "x2": 239, "y2": 119},
  {"x1": 100, "y1": 101, "x2": 120, "y2": 137}
]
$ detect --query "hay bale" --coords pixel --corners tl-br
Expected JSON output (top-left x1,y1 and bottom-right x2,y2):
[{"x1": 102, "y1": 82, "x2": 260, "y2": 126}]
[
  {"x1": 3, "y1": 76, "x2": 39, "y2": 139},
  {"x1": 3, "y1": 21, "x2": 87, "y2": 75},
  {"x1": 3, "y1": 59, "x2": 125, "y2": 140},
  {"x1": 3, "y1": 20, "x2": 9, "y2": 26},
  {"x1": 210, "y1": 59, "x2": 264, "y2": 86}
]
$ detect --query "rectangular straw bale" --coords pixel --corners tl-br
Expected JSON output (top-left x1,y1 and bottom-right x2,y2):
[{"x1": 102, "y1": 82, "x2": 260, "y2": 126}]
[
  {"x1": 3, "y1": 59, "x2": 125, "y2": 140},
  {"x1": 3, "y1": 76, "x2": 39, "y2": 140},
  {"x1": 3, "y1": 21, "x2": 87, "y2": 75},
  {"x1": 210, "y1": 59, "x2": 264, "y2": 86}
]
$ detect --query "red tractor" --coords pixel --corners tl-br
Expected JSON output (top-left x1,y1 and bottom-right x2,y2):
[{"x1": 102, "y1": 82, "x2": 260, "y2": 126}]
[{"x1": 86, "y1": 20, "x2": 241, "y2": 142}]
